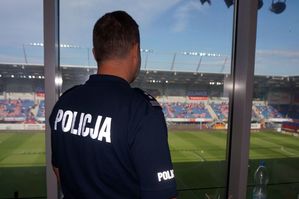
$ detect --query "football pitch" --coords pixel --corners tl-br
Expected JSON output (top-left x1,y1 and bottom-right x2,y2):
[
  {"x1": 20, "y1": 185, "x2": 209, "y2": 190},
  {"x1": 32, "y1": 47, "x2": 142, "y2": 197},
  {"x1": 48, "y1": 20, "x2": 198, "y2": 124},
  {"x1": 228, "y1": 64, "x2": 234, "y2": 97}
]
[{"x1": 0, "y1": 130, "x2": 299, "y2": 199}]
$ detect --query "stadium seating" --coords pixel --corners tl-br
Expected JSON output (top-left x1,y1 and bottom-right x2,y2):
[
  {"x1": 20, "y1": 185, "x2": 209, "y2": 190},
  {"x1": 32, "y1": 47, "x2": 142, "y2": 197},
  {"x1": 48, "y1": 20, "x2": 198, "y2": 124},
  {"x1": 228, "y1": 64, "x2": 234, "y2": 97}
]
[
  {"x1": 1, "y1": 94, "x2": 299, "y2": 125},
  {"x1": 37, "y1": 100, "x2": 45, "y2": 118},
  {"x1": 162, "y1": 102, "x2": 212, "y2": 119},
  {"x1": 255, "y1": 104, "x2": 283, "y2": 119},
  {"x1": 271, "y1": 104, "x2": 299, "y2": 119},
  {"x1": 204, "y1": 102, "x2": 263, "y2": 121},
  {"x1": 210, "y1": 102, "x2": 228, "y2": 120},
  {"x1": 0, "y1": 99, "x2": 35, "y2": 121}
]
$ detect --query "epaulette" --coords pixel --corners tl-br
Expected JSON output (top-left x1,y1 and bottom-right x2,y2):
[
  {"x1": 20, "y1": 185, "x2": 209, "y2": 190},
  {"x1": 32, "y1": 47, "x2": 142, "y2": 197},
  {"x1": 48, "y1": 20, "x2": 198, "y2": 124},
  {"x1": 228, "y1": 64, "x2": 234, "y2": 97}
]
[
  {"x1": 134, "y1": 88, "x2": 161, "y2": 108},
  {"x1": 59, "y1": 85, "x2": 82, "y2": 98}
]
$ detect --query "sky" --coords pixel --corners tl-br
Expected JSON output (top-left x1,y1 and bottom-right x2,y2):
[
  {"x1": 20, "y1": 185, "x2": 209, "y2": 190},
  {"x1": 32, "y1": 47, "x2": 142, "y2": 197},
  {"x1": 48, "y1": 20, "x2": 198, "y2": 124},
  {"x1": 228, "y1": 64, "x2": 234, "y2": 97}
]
[{"x1": 0, "y1": 0, "x2": 298, "y2": 76}]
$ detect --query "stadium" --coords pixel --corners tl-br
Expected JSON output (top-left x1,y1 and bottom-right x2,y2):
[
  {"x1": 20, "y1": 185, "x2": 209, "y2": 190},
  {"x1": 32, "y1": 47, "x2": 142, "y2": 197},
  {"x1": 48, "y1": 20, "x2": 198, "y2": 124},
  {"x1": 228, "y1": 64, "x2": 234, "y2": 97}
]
[
  {"x1": 1, "y1": 58, "x2": 299, "y2": 198},
  {"x1": 1, "y1": 60, "x2": 299, "y2": 130},
  {"x1": 1, "y1": 0, "x2": 299, "y2": 198}
]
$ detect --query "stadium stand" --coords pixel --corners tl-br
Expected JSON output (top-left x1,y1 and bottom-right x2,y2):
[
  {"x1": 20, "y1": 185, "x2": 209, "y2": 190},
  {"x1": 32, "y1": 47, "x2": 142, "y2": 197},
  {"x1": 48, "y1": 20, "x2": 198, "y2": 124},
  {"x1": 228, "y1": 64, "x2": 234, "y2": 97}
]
[
  {"x1": 1, "y1": 93, "x2": 298, "y2": 126},
  {"x1": 255, "y1": 103, "x2": 283, "y2": 119},
  {"x1": 37, "y1": 100, "x2": 45, "y2": 118},
  {"x1": 0, "y1": 78, "x2": 298, "y2": 133},
  {"x1": 271, "y1": 104, "x2": 299, "y2": 119},
  {"x1": 0, "y1": 99, "x2": 34, "y2": 122},
  {"x1": 162, "y1": 102, "x2": 212, "y2": 119},
  {"x1": 210, "y1": 101, "x2": 228, "y2": 120},
  {"x1": 0, "y1": 62, "x2": 298, "y2": 126}
]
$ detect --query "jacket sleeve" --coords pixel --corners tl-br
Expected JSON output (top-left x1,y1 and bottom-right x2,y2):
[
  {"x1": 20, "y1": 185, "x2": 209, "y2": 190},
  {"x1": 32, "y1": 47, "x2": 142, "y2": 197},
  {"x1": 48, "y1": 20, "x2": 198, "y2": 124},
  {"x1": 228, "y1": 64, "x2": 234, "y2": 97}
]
[{"x1": 130, "y1": 106, "x2": 177, "y2": 199}]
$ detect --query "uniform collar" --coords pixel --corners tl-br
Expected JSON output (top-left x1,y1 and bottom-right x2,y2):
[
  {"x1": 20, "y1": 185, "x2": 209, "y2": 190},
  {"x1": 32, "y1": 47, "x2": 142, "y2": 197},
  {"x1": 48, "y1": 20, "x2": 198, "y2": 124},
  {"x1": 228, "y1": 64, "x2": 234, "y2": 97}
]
[{"x1": 86, "y1": 74, "x2": 130, "y2": 87}]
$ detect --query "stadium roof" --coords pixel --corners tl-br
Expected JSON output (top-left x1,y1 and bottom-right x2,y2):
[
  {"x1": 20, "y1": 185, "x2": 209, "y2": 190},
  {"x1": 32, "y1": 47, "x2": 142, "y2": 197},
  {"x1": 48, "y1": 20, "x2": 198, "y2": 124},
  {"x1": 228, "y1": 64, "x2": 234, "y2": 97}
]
[
  {"x1": 2, "y1": 47, "x2": 299, "y2": 76},
  {"x1": 1, "y1": 63, "x2": 298, "y2": 89}
]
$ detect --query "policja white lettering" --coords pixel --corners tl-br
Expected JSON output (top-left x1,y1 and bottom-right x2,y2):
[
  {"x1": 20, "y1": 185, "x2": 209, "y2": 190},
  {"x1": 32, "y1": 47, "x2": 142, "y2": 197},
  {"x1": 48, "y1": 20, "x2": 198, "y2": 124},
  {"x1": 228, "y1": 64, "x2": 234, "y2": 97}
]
[
  {"x1": 70, "y1": 111, "x2": 78, "y2": 135},
  {"x1": 91, "y1": 116, "x2": 102, "y2": 139},
  {"x1": 157, "y1": 169, "x2": 175, "y2": 182},
  {"x1": 82, "y1": 114, "x2": 92, "y2": 137},
  {"x1": 62, "y1": 110, "x2": 73, "y2": 132},
  {"x1": 98, "y1": 117, "x2": 111, "y2": 143},
  {"x1": 54, "y1": 109, "x2": 63, "y2": 130},
  {"x1": 77, "y1": 112, "x2": 85, "y2": 136},
  {"x1": 54, "y1": 109, "x2": 112, "y2": 143}
]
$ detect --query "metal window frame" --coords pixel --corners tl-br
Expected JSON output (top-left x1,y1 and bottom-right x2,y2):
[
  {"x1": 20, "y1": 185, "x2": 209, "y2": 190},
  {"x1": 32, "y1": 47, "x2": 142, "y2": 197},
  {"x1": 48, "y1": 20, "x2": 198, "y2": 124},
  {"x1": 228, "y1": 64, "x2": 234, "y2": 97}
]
[
  {"x1": 226, "y1": 0, "x2": 258, "y2": 198},
  {"x1": 43, "y1": 0, "x2": 258, "y2": 198},
  {"x1": 44, "y1": 0, "x2": 60, "y2": 198}
]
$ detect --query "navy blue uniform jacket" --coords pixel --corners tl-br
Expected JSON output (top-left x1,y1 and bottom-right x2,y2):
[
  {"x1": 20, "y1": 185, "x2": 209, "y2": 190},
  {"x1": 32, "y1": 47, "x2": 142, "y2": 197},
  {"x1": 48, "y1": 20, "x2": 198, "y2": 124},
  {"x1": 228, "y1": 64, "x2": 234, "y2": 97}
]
[{"x1": 50, "y1": 74, "x2": 177, "y2": 199}]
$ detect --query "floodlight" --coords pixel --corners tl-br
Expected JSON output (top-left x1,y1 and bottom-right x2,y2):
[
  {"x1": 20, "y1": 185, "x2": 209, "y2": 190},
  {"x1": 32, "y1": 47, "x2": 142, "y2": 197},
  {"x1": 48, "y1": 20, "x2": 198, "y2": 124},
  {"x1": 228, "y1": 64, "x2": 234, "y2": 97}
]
[
  {"x1": 224, "y1": 0, "x2": 233, "y2": 8},
  {"x1": 200, "y1": 0, "x2": 211, "y2": 5},
  {"x1": 140, "y1": 49, "x2": 153, "y2": 53},
  {"x1": 270, "y1": 0, "x2": 286, "y2": 14}
]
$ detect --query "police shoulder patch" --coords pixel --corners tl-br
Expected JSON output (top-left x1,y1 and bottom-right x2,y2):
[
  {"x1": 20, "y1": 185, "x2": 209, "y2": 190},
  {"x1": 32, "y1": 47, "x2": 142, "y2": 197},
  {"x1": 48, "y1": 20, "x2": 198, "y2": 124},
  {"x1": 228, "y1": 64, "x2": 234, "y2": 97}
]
[{"x1": 134, "y1": 88, "x2": 161, "y2": 108}]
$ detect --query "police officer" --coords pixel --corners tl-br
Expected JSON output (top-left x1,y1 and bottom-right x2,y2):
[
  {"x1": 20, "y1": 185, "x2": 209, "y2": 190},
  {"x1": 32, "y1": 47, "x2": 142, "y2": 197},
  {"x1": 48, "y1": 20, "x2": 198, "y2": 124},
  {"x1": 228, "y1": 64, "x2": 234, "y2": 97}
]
[{"x1": 50, "y1": 11, "x2": 177, "y2": 199}]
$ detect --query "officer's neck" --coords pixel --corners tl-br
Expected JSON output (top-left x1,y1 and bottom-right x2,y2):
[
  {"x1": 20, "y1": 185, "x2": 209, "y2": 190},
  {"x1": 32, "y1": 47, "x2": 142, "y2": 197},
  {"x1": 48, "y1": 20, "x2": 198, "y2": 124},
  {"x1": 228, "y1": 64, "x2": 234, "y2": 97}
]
[{"x1": 97, "y1": 59, "x2": 134, "y2": 83}]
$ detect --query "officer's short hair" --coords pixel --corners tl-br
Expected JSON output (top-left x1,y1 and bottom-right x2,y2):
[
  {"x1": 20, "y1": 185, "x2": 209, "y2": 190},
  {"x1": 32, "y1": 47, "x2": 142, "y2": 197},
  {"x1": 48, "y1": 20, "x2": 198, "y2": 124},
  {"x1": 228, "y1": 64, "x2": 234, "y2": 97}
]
[{"x1": 93, "y1": 10, "x2": 140, "y2": 64}]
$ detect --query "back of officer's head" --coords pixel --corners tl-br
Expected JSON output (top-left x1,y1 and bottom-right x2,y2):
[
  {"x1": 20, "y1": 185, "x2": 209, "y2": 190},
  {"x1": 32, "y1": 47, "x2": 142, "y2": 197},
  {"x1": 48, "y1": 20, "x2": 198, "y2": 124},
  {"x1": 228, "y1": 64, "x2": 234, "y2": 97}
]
[{"x1": 93, "y1": 11, "x2": 140, "y2": 65}]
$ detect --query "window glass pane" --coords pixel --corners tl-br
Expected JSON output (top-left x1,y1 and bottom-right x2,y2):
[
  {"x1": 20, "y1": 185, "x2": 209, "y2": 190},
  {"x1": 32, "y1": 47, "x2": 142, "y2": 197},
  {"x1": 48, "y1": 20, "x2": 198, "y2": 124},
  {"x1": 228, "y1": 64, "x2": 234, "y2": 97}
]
[
  {"x1": 60, "y1": 1, "x2": 234, "y2": 198},
  {"x1": 248, "y1": 1, "x2": 299, "y2": 198},
  {"x1": 0, "y1": 0, "x2": 45, "y2": 198}
]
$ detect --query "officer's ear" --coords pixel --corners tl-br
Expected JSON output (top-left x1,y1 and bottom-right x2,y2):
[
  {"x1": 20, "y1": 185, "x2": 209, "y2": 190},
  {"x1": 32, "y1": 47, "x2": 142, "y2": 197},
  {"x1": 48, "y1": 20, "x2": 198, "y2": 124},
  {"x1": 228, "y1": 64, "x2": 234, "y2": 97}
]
[
  {"x1": 92, "y1": 48, "x2": 99, "y2": 63},
  {"x1": 130, "y1": 43, "x2": 141, "y2": 82},
  {"x1": 92, "y1": 48, "x2": 96, "y2": 60},
  {"x1": 131, "y1": 43, "x2": 140, "y2": 65}
]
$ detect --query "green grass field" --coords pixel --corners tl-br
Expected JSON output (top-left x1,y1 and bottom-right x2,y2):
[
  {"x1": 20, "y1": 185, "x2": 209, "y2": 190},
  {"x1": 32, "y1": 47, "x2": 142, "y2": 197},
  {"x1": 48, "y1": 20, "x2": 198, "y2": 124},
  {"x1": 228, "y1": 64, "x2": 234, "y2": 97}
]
[{"x1": 0, "y1": 130, "x2": 299, "y2": 199}]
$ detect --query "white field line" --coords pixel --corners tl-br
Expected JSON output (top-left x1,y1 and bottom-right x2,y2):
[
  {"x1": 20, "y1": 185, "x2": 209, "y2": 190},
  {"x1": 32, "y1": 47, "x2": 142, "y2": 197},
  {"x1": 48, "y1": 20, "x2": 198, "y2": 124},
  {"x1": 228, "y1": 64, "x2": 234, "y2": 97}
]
[{"x1": 280, "y1": 146, "x2": 297, "y2": 156}]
